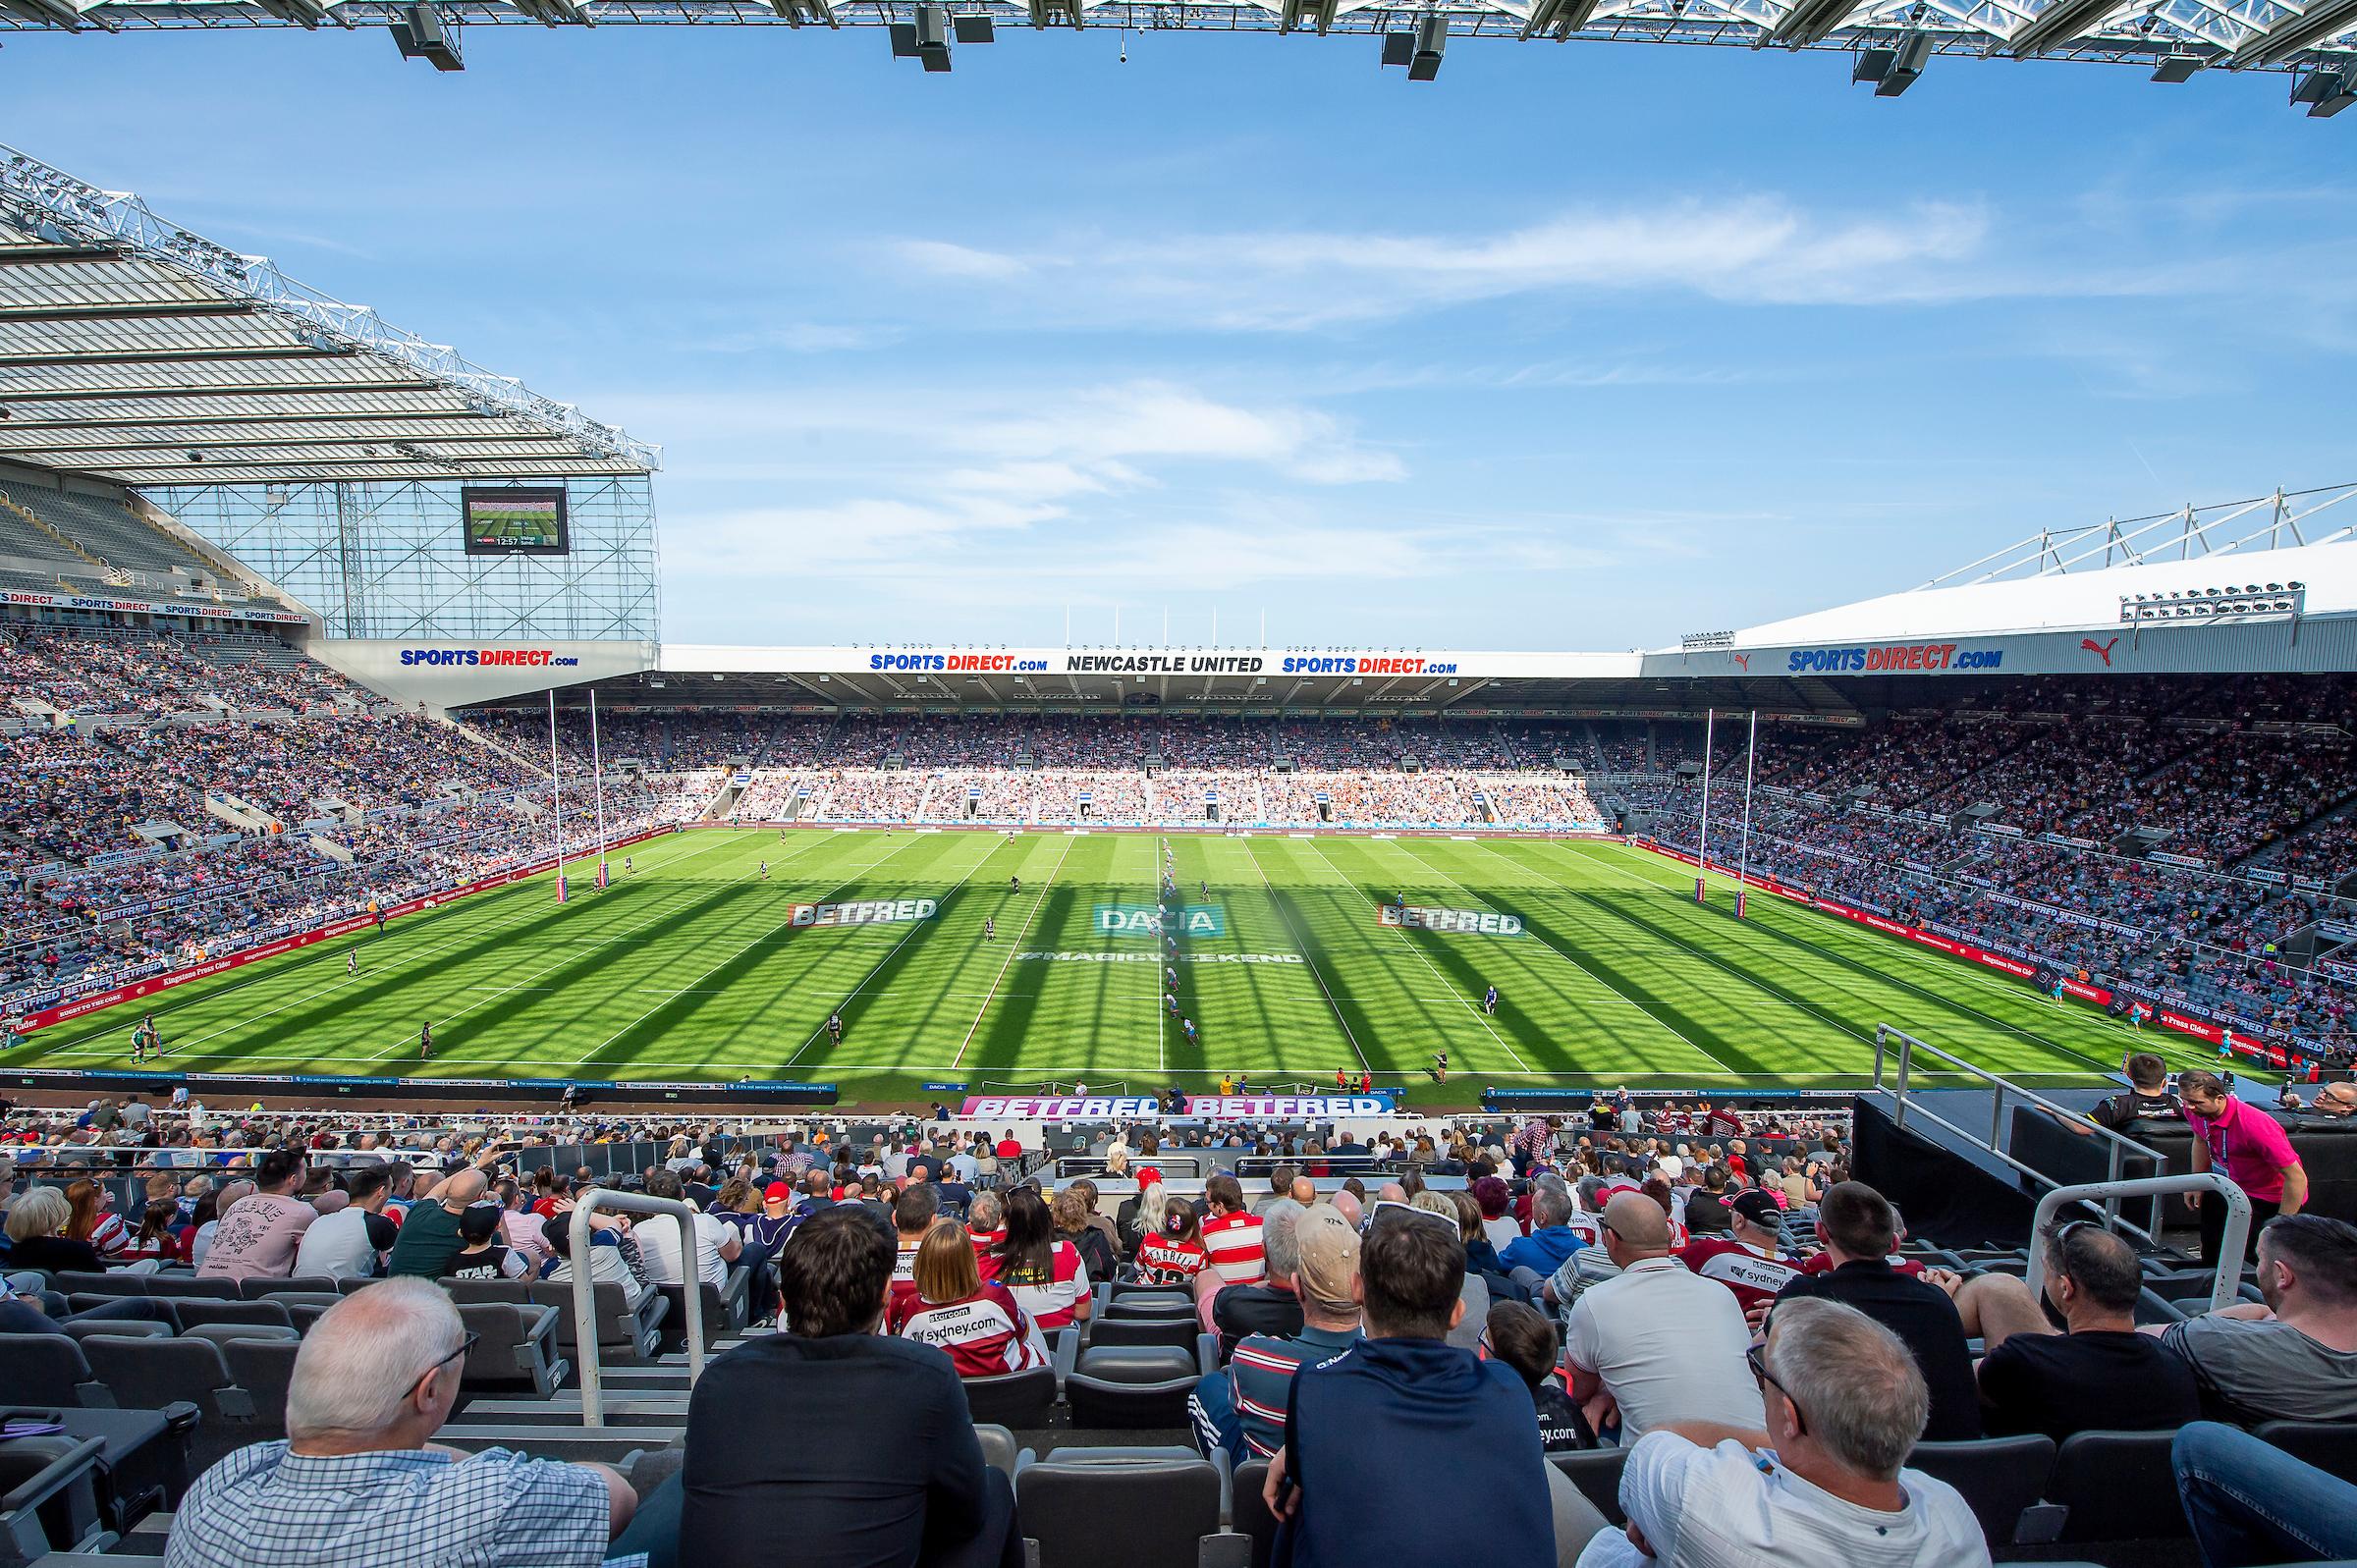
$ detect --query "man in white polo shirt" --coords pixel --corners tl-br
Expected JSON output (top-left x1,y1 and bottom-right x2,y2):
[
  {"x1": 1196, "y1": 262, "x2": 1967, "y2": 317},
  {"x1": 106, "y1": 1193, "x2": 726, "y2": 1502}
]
[{"x1": 1563, "y1": 1193, "x2": 1763, "y2": 1443}]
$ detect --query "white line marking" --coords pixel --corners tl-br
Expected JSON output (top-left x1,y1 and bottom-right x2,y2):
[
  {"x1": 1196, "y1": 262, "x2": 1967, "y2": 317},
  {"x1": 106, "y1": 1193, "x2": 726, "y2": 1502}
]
[
  {"x1": 951, "y1": 834, "x2": 1077, "y2": 1069},
  {"x1": 1240, "y1": 836, "x2": 1371, "y2": 1075}
]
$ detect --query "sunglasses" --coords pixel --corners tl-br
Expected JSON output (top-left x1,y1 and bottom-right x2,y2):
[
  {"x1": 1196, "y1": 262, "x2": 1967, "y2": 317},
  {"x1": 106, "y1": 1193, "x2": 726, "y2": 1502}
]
[
  {"x1": 1747, "y1": 1341, "x2": 1804, "y2": 1426},
  {"x1": 406, "y1": 1331, "x2": 479, "y2": 1399}
]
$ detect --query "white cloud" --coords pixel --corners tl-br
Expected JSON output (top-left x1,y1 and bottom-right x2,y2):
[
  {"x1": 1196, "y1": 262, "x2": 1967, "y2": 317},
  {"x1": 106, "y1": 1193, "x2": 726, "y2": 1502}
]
[{"x1": 882, "y1": 195, "x2": 2041, "y2": 330}]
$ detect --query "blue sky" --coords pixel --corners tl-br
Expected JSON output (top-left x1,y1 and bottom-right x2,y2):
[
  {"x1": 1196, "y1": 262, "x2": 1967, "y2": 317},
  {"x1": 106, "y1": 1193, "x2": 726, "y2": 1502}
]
[{"x1": 11, "y1": 24, "x2": 2355, "y2": 650}]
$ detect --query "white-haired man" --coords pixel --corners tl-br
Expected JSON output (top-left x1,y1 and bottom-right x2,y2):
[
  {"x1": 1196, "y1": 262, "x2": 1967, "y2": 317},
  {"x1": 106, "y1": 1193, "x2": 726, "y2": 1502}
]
[
  {"x1": 1574, "y1": 1297, "x2": 1987, "y2": 1565},
  {"x1": 165, "y1": 1278, "x2": 649, "y2": 1568}
]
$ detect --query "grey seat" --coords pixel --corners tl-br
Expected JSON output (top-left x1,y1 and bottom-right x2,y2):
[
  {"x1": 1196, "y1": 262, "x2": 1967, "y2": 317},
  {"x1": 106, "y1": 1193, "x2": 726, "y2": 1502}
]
[
  {"x1": 1549, "y1": 1447, "x2": 1630, "y2": 1527},
  {"x1": 1063, "y1": 1342, "x2": 1211, "y2": 1431},
  {"x1": 2254, "y1": 1420, "x2": 2357, "y2": 1483},
  {"x1": 78, "y1": 1336, "x2": 259, "y2": 1475},
  {"x1": 1088, "y1": 1317, "x2": 1202, "y2": 1354},
  {"x1": 221, "y1": 1337, "x2": 301, "y2": 1444},
  {"x1": 119, "y1": 1277, "x2": 238, "y2": 1301},
  {"x1": 655, "y1": 1267, "x2": 750, "y2": 1354},
  {"x1": 165, "y1": 1300, "x2": 292, "y2": 1334},
  {"x1": 256, "y1": 1293, "x2": 346, "y2": 1335},
  {"x1": 0, "y1": 1433, "x2": 111, "y2": 1563},
  {"x1": 2048, "y1": 1430, "x2": 2181, "y2": 1544},
  {"x1": 1906, "y1": 1434, "x2": 2057, "y2": 1548},
  {"x1": 1015, "y1": 1450, "x2": 1227, "y2": 1568},
  {"x1": 973, "y1": 1424, "x2": 1024, "y2": 1480},
  {"x1": 243, "y1": 1276, "x2": 339, "y2": 1301},
  {"x1": 457, "y1": 1303, "x2": 568, "y2": 1397},
  {"x1": 1233, "y1": 1459, "x2": 1278, "y2": 1568},
  {"x1": 960, "y1": 1367, "x2": 1058, "y2": 1430},
  {"x1": 177, "y1": 1324, "x2": 301, "y2": 1353},
  {"x1": 55, "y1": 1322, "x2": 169, "y2": 1345},
  {"x1": 532, "y1": 1279, "x2": 668, "y2": 1365},
  {"x1": 0, "y1": 1336, "x2": 106, "y2": 1410}
]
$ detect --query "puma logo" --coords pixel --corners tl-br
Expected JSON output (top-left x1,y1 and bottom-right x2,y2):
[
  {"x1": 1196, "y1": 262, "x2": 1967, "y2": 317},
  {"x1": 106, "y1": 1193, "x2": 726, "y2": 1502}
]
[
  {"x1": 2081, "y1": 636, "x2": 2118, "y2": 667},
  {"x1": 1732, "y1": 653, "x2": 1750, "y2": 672}
]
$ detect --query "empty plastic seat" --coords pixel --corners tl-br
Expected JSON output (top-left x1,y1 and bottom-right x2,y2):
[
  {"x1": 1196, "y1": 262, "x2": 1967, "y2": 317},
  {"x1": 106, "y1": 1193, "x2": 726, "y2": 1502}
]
[
  {"x1": 456, "y1": 1303, "x2": 568, "y2": 1397},
  {"x1": 221, "y1": 1337, "x2": 301, "y2": 1443},
  {"x1": 959, "y1": 1367, "x2": 1058, "y2": 1430},
  {"x1": 242, "y1": 1276, "x2": 338, "y2": 1301},
  {"x1": 177, "y1": 1324, "x2": 300, "y2": 1354},
  {"x1": 120, "y1": 1276, "x2": 238, "y2": 1301},
  {"x1": 1905, "y1": 1433, "x2": 2056, "y2": 1548},
  {"x1": 0, "y1": 1433, "x2": 112, "y2": 1562},
  {"x1": 1063, "y1": 1344, "x2": 1210, "y2": 1430},
  {"x1": 2254, "y1": 1421, "x2": 2357, "y2": 1483},
  {"x1": 1549, "y1": 1447, "x2": 1631, "y2": 1527},
  {"x1": 78, "y1": 1336, "x2": 259, "y2": 1475},
  {"x1": 1015, "y1": 1450, "x2": 1227, "y2": 1568},
  {"x1": 2048, "y1": 1429, "x2": 2182, "y2": 1544},
  {"x1": 1233, "y1": 1459, "x2": 1279, "y2": 1568},
  {"x1": 973, "y1": 1424, "x2": 1023, "y2": 1480},
  {"x1": 1088, "y1": 1317, "x2": 1202, "y2": 1354},
  {"x1": 0, "y1": 1335, "x2": 105, "y2": 1409},
  {"x1": 166, "y1": 1300, "x2": 292, "y2": 1334}
]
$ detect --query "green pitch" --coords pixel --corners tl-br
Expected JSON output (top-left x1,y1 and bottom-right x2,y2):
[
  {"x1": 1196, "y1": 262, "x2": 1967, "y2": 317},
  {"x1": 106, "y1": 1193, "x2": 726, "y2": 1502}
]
[{"x1": 14, "y1": 828, "x2": 2228, "y2": 1106}]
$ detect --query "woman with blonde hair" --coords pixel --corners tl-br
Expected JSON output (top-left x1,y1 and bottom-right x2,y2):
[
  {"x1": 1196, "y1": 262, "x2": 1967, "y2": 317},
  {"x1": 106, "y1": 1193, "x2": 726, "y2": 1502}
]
[{"x1": 889, "y1": 1219, "x2": 1045, "y2": 1377}]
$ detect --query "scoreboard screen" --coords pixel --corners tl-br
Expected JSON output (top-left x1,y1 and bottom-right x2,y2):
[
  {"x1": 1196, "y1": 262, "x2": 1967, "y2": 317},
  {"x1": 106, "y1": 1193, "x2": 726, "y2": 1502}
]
[{"x1": 462, "y1": 486, "x2": 570, "y2": 556}]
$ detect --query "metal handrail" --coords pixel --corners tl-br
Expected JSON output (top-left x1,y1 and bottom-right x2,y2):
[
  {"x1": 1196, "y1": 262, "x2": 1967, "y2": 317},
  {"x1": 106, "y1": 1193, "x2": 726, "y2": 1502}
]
[
  {"x1": 2026, "y1": 1175, "x2": 2253, "y2": 1316},
  {"x1": 566, "y1": 1188, "x2": 705, "y2": 1428},
  {"x1": 1874, "y1": 1022, "x2": 2164, "y2": 1238}
]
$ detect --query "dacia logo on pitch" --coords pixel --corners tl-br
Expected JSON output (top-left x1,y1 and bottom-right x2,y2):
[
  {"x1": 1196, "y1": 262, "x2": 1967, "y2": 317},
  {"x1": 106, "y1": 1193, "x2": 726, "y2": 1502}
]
[{"x1": 1095, "y1": 903, "x2": 1227, "y2": 938}]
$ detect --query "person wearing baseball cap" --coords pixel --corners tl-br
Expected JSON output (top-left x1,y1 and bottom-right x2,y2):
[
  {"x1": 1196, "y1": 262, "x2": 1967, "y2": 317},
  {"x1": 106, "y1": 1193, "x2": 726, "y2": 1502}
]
[
  {"x1": 1189, "y1": 1202, "x2": 1363, "y2": 1466},
  {"x1": 1675, "y1": 1188, "x2": 1801, "y2": 1319}
]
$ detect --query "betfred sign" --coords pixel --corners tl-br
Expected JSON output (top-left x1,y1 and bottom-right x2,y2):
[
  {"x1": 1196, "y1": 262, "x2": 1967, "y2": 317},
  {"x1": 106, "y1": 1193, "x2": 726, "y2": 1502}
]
[
  {"x1": 1378, "y1": 902, "x2": 1524, "y2": 937},
  {"x1": 960, "y1": 1094, "x2": 1394, "y2": 1120},
  {"x1": 789, "y1": 897, "x2": 937, "y2": 928}
]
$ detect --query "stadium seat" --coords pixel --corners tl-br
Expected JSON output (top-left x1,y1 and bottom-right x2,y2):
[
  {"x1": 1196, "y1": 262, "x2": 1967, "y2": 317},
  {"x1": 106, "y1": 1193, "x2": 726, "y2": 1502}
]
[
  {"x1": 534, "y1": 1280, "x2": 668, "y2": 1365},
  {"x1": 457, "y1": 1303, "x2": 568, "y2": 1397},
  {"x1": 43, "y1": 1275, "x2": 143, "y2": 1302},
  {"x1": 1088, "y1": 1317, "x2": 1202, "y2": 1354},
  {"x1": 2253, "y1": 1421, "x2": 2357, "y2": 1483},
  {"x1": 176, "y1": 1324, "x2": 300, "y2": 1354},
  {"x1": 0, "y1": 1405, "x2": 189, "y2": 1539},
  {"x1": 2048, "y1": 1429, "x2": 2184, "y2": 1544},
  {"x1": 162, "y1": 1300, "x2": 292, "y2": 1334},
  {"x1": 220, "y1": 1338, "x2": 301, "y2": 1442},
  {"x1": 53, "y1": 1322, "x2": 167, "y2": 1346},
  {"x1": 242, "y1": 1276, "x2": 338, "y2": 1301},
  {"x1": 1548, "y1": 1447, "x2": 1630, "y2": 1527},
  {"x1": 115, "y1": 1277, "x2": 237, "y2": 1302},
  {"x1": 1905, "y1": 1434, "x2": 2057, "y2": 1548},
  {"x1": 1014, "y1": 1449, "x2": 1229, "y2": 1568},
  {"x1": 1063, "y1": 1343, "x2": 1213, "y2": 1430},
  {"x1": 1233, "y1": 1459, "x2": 1278, "y2": 1568},
  {"x1": 654, "y1": 1268, "x2": 749, "y2": 1355},
  {"x1": 960, "y1": 1367, "x2": 1059, "y2": 1430},
  {"x1": 257, "y1": 1293, "x2": 344, "y2": 1335},
  {"x1": 0, "y1": 1433, "x2": 112, "y2": 1564},
  {"x1": 973, "y1": 1424, "x2": 1026, "y2": 1479},
  {"x1": 76, "y1": 1337, "x2": 259, "y2": 1475},
  {"x1": 0, "y1": 1336, "x2": 107, "y2": 1410}
]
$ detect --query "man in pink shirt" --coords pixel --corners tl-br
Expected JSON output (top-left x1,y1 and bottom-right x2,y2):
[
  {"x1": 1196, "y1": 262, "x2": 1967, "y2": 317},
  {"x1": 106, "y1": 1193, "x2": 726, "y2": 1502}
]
[
  {"x1": 2181, "y1": 1070, "x2": 2307, "y2": 1267},
  {"x1": 195, "y1": 1148, "x2": 316, "y2": 1284}
]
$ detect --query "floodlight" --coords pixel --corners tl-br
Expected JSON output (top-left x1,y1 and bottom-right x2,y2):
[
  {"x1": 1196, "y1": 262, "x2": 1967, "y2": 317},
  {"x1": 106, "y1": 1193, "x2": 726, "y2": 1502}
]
[
  {"x1": 1876, "y1": 34, "x2": 1932, "y2": 93},
  {"x1": 389, "y1": 4, "x2": 464, "y2": 71},
  {"x1": 2151, "y1": 52, "x2": 2205, "y2": 81},
  {"x1": 2294, "y1": 69, "x2": 2357, "y2": 116}
]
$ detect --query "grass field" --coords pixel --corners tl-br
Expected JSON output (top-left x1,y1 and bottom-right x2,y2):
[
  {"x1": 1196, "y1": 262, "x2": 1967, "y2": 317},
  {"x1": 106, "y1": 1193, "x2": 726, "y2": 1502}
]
[{"x1": 13, "y1": 828, "x2": 2230, "y2": 1107}]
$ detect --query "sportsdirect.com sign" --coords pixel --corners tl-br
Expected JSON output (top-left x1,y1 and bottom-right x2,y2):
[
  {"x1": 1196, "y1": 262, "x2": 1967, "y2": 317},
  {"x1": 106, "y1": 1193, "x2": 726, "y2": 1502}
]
[
  {"x1": 789, "y1": 898, "x2": 937, "y2": 928},
  {"x1": 1378, "y1": 903, "x2": 1524, "y2": 937}
]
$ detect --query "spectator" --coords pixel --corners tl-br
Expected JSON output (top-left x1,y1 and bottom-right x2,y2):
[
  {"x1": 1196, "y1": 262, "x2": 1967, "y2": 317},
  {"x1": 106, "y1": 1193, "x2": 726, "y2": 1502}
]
[
  {"x1": 672, "y1": 1204, "x2": 1021, "y2": 1568},
  {"x1": 2151, "y1": 1214, "x2": 2357, "y2": 1424},
  {"x1": 450, "y1": 1206, "x2": 529, "y2": 1279},
  {"x1": 633, "y1": 1168, "x2": 742, "y2": 1290},
  {"x1": 1943, "y1": 1221, "x2": 2199, "y2": 1441},
  {"x1": 1564, "y1": 1192, "x2": 1764, "y2": 1442},
  {"x1": 1773, "y1": 1183, "x2": 1981, "y2": 1441},
  {"x1": 1190, "y1": 1201, "x2": 1362, "y2": 1465},
  {"x1": 1473, "y1": 1175, "x2": 1521, "y2": 1255},
  {"x1": 981, "y1": 1186, "x2": 1090, "y2": 1331},
  {"x1": 890, "y1": 1218, "x2": 1047, "y2": 1377},
  {"x1": 1212, "y1": 1198, "x2": 1306, "y2": 1361},
  {"x1": 1262, "y1": 1206, "x2": 1555, "y2": 1567},
  {"x1": 2, "y1": 1185, "x2": 104, "y2": 1274},
  {"x1": 294, "y1": 1165, "x2": 397, "y2": 1280},
  {"x1": 385, "y1": 1166, "x2": 489, "y2": 1281},
  {"x1": 2089, "y1": 1052, "x2": 2185, "y2": 1131},
  {"x1": 1486, "y1": 1299, "x2": 1595, "y2": 1453},
  {"x1": 1201, "y1": 1172, "x2": 1266, "y2": 1285},
  {"x1": 0, "y1": 1271, "x2": 173, "y2": 1334},
  {"x1": 964, "y1": 1189, "x2": 1003, "y2": 1250},
  {"x1": 196, "y1": 1148, "x2": 315, "y2": 1284},
  {"x1": 541, "y1": 1211, "x2": 652, "y2": 1312},
  {"x1": 1051, "y1": 1185, "x2": 1118, "y2": 1286},
  {"x1": 162, "y1": 1278, "x2": 642, "y2": 1568},
  {"x1": 1676, "y1": 1190, "x2": 1800, "y2": 1318},
  {"x1": 1134, "y1": 1195, "x2": 1211, "y2": 1287},
  {"x1": 2180, "y1": 1071, "x2": 2308, "y2": 1267},
  {"x1": 1500, "y1": 1178, "x2": 1584, "y2": 1284},
  {"x1": 1573, "y1": 1297, "x2": 1986, "y2": 1567},
  {"x1": 2172, "y1": 1420, "x2": 2357, "y2": 1567},
  {"x1": 890, "y1": 1182, "x2": 943, "y2": 1316}
]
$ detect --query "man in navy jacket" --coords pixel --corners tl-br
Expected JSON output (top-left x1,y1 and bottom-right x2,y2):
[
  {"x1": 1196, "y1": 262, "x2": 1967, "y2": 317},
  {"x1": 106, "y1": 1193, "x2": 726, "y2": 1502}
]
[{"x1": 1265, "y1": 1205, "x2": 1555, "y2": 1567}]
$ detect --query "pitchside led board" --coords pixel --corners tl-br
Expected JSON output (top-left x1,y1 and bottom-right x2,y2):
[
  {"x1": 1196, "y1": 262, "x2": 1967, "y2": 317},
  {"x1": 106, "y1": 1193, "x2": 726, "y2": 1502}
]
[{"x1": 461, "y1": 485, "x2": 570, "y2": 556}]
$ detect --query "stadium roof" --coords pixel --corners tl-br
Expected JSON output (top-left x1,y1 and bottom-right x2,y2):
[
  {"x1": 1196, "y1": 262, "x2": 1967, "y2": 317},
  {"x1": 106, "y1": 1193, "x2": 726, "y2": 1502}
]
[
  {"x1": 0, "y1": 143, "x2": 658, "y2": 490},
  {"x1": 1, "y1": 0, "x2": 2352, "y2": 88}
]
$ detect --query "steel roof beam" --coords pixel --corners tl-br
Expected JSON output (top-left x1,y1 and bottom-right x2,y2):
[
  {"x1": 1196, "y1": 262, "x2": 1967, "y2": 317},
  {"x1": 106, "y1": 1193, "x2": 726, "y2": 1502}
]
[
  {"x1": 0, "y1": 345, "x2": 355, "y2": 369},
  {"x1": 0, "y1": 299, "x2": 257, "y2": 324},
  {"x1": 0, "y1": 407, "x2": 499, "y2": 432},
  {"x1": 0, "y1": 244, "x2": 126, "y2": 266},
  {"x1": 0, "y1": 430, "x2": 579, "y2": 455},
  {"x1": 0, "y1": 377, "x2": 442, "y2": 402}
]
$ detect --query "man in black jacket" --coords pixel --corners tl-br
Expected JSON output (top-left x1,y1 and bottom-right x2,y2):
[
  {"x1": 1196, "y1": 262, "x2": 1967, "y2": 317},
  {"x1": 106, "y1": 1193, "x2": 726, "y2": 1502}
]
[
  {"x1": 1772, "y1": 1181, "x2": 1982, "y2": 1441},
  {"x1": 668, "y1": 1204, "x2": 1020, "y2": 1568}
]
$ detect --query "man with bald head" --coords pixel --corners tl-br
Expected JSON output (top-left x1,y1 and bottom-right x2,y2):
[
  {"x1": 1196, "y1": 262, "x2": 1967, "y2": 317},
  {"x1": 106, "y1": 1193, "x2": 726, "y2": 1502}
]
[
  {"x1": 1562, "y1": 1192, "x2": 1762, "y2": 1441},
  {"x1": 1289, "y1": 1176, "x2": 1318, "y2": 1206}
]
